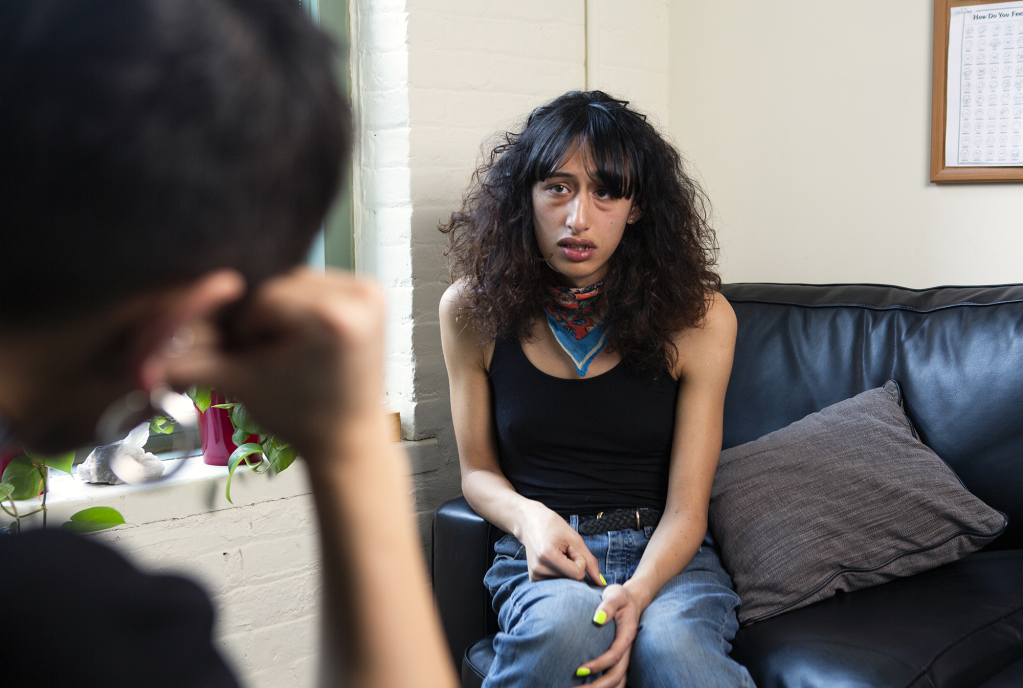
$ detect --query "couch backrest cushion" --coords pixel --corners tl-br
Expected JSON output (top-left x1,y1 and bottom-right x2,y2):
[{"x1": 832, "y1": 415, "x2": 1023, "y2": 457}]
[{"x1": 720, "y1": 283, "x2": 1023, "y2": 550}]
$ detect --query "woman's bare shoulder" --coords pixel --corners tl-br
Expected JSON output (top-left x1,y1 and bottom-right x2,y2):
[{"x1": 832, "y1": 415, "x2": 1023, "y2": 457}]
[
  {"x1": 702, "y1": 291, "x2": 737, "y2": 337},
  {"x1": 440, "y1": 279, "x2": 478, "y2": 336},
  {"x1": 440, "y1": 278, "x2": 469, "y2": 315},
  {"x1": 670, "y1": 291, "x2": 737, "y2": 377},
  {"x1": 440, "y1": 279, "x2": 495, "y2": 368}
]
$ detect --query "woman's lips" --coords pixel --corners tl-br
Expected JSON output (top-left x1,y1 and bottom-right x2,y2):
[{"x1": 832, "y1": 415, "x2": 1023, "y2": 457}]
[{"x1": 558, "y1": 241, "x2": 596, "y2": 262}]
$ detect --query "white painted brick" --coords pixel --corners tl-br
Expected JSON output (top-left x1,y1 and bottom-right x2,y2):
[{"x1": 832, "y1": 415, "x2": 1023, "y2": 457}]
[
  {"x1": 359, "y1": 0, "x2": 406, "y2": 13},
  {"x1": 410, "y1": 126, "x2": 489, "y2": 168},
  {"x1": 369, "y1": 127, "x2": 411, "y2": 166},
  {"x1": 373, "y1": 207, "x2": 413, "y2": 248},
  {"x1": 411, "y1": 242, "x2": 450, "y2": 286},
  {"x1": 430, "y1": 89, "x2": 537, "y2": 130},
  {"x1": 383, "y1": 282, "x2": 413, "y2": 319},
  {"x1": 363, "y1": 10, "x2": 409, "y2": 51},
  {"x1": 409, "y1": 0, "x2": 580, "y2": 24},
  {"x1": 363, "y1": 166, "x2": 411, "y2": 208},
  {"x1": 363, "y1": 88, "x2": 410, "y2": 129},
  {"x1": 598, "y1": 0, "x2": 667, "y2": 35},
  {"x1": 410, "y1": 165, "x2": 481, "y2": 206},
  {"x1": 362, "y1": 50, "x2": 409, "y2": 91},
  {"x1": 375, "y1": 243, "x2": 413, "y2": 286},
  {"x1": 373, "y1": 207, "x2": 414, "y2": 253},
  {"x1": 427, "y1": 53, "x2": 581, "y2": 94},
  {"x1": 78, "y1": 491, "x2": 323, "y2": 688},
  {"x1": 410, "y1": 13, "x2": 583, "y2": 61}
]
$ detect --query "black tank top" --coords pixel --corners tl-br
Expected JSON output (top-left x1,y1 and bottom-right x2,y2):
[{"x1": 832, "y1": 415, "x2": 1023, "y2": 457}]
[{"x1": 488, "y1": 337, "x2": 681, "y2": 514}]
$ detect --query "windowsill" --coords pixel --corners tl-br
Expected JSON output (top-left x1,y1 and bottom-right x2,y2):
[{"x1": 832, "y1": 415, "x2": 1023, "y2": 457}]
[{"x1": 13, "y1": 438, "x2": 438, "y2": 531}]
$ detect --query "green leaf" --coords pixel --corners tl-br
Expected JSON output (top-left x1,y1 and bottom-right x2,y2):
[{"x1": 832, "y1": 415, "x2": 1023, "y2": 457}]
[
  {"x1": 148, "y1": 415, "x2": 176, "y2": 435},
  {"x1": 225, "y1": 443, "x2": 263, "y2": 504},
  {"x1": 228, "y1": 403, "x2": 265, "y2": 436},
  {"x1": 232, "y1": 427, "x2": 251, "y2": 448},
  {"x1": 210, "y1": 403, "x2": 236, "y2": 409},
  {"x1": 1, "y1": 456, "x2": 45, "y2": 501},
  {"x1": 265, "y1": 438, "x2": 298, "y2": 475},
  {"x1": 0, "y1": 482, "x2": 14, "y2": 499},
  {"x1": 61, "y1": 506, "x2": 126, "y2": 534},
  {"x1": 25, "y1": 449, "x2": 75, "y2": 476},
  {"x1": 187, "y1": 386, "x2": 214, "y2": 413}
]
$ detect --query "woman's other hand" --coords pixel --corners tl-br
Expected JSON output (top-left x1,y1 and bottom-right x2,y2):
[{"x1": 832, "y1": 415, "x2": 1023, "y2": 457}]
[
  {"x1": 574, "y1": 584, "x2": 641, "y2": 688},
  {"x1": 519, "y1": 504, "x2": 605, "y2": 585}
]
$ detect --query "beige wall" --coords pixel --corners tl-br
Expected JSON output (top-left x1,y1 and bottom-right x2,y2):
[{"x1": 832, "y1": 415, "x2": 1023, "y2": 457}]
[{"x1": 668, "y1": 0, "x2": 1022, "y2": 288}]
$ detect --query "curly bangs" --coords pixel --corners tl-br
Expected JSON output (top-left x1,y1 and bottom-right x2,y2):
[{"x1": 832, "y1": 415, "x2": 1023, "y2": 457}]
[{"x1": 440, "y1": 90, "x2": 720, "y2": 372}]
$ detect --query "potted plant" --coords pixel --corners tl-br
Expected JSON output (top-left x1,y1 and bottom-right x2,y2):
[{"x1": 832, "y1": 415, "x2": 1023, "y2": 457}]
[
  {"x1": 187, "y1": 387, "x2": 298, "y2": 503},
  {"x1": 190, "y1": 389, "x2": 259, "y2": 466},
  {"x1": 0, "y1": 447, "x2": 125, "y2": 534}
]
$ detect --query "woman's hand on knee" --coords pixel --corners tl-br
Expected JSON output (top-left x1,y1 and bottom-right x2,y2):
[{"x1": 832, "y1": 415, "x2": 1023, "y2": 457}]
[
  {"x1": 519, "y1": 507, "x2": 604, "y2": 585},
  {"x1": 575, "y1": 584, "x2": 639, "y2": 688}
]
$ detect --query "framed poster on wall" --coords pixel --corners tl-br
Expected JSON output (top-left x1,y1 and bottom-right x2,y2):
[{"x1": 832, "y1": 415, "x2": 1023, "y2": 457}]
[{"x1": 931, "y1": 0, "x2": 1023, "y2": 182}]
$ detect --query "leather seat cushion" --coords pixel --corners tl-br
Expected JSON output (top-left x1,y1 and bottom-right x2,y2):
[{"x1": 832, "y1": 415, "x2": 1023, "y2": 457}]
[
  {"x1": 463, "y1": 550, "x2": 1023, "y2": 688},
  {"x1": 976, "y1": 657, "x2": 1023, "y2": 687},
  {"x1": 732, "y1": 550, "x2": 1023, "y2": 688},
  {"x1": 462, "y1": 638, "x2": 495, "y2": 688}
]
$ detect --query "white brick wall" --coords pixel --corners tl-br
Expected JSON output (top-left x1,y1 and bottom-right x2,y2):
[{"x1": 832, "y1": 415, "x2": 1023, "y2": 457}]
[
  {"x1": 350, "y1": 0, "x2": 417, "y2": 432},
  {"x1": 98, "y1": 495, "x2": 322, "y2": 688},
  {"x1": 586, "y1": 0, "x2": 670, "y2": 127}
]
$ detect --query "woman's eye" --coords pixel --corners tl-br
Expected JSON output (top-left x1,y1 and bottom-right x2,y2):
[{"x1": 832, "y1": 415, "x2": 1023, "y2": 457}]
[{"x1": 548, "y1": 184, "x2": 568, "y2": 193}]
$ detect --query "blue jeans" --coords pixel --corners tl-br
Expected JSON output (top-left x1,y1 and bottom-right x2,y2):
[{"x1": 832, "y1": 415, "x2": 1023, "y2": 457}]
[{"x1": 482, "y1": 519, "x2": 755, "y2": 688}]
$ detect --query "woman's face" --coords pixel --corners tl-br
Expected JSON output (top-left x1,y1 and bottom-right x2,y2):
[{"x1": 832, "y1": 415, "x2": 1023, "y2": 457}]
[{"x1": 531, "y1": 146, "x2": 640, "y2": 288}]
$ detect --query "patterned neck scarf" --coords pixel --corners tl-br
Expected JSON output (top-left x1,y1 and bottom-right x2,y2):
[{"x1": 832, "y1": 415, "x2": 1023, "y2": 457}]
[{"x1": 544, "y1": 280, "x2": 608, "y2": 377}]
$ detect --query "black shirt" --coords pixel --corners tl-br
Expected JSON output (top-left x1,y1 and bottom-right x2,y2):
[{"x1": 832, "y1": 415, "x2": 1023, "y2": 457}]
[{"x1": 488, "y1": 337, "x2": 681, "y2": 514}]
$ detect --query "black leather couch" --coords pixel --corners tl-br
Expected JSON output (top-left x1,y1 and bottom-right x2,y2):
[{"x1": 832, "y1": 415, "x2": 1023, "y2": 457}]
[{"x1": 432, "y1": 283, "x2": 1023, "y2": 688}]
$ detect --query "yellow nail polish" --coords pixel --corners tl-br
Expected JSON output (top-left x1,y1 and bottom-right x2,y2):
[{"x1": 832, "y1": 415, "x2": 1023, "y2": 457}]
[
  {"x1": 576, "y1": 667, "x2": 591, "y2": 677},
  {"x1": 593, "y1": 609, "x2": 608, "y2": 625},
  {"x1": 599, "y1": 574, "x2": 607, "y2": 586}
]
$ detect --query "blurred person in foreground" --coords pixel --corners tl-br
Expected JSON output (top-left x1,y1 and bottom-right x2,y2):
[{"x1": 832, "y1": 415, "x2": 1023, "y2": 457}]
[{"x1": 0, "y1": 1, "x2": 456, "y2": 686}]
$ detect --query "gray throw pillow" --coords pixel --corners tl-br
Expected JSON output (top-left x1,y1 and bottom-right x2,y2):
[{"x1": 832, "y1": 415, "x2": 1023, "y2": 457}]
[{"x1": 709, "y1": 381, "x2": 1007, "y2": 625}]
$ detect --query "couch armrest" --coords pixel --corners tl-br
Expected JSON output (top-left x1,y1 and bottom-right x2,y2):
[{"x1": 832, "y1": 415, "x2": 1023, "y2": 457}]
[{"x1": 432, "y1": 497, "x2": 497, "y2": 671}]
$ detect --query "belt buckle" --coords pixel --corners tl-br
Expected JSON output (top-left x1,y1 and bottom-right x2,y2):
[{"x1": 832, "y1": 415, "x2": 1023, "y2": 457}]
[{"x1": 636, "y1": 508, "x2": 641, "y2": 530}]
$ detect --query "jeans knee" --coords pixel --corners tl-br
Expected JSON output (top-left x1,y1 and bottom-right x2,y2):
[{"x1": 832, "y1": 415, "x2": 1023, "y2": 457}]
[
  {"x1": 489, "y1": 580, "x2": 613, "y2": 686},
  {"x1": 629, "y1": 622, "x2": 750, "y2": 688},
  {"x1": 516, "y1": 582, "x2": 610, "y2": 650}
]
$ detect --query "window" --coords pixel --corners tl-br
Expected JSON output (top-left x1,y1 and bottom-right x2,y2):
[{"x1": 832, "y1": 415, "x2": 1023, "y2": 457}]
[{"x1": 303, "y1": 0, "x2": 355, "y2": 271}]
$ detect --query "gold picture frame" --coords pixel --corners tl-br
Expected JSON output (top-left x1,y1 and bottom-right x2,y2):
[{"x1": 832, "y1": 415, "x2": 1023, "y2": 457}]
[{"x1": 931, "y1": 0, "x2": 1023, "y2": 182}]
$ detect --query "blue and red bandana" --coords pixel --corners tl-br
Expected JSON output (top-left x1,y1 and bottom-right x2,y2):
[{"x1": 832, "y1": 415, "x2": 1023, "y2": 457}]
[{"x1": 544, "y1": 281, "x2": 608, "y2": 377}]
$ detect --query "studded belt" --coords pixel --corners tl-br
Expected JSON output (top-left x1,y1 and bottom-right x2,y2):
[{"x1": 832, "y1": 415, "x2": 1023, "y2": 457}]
[{"x1": 569, "y1": 508, "x2": 663, "y2": 536}]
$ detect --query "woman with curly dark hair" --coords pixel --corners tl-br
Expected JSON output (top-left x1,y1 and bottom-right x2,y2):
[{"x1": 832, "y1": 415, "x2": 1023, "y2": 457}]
[{"x1": 439, "y1": 91, "x2": 753, "y2": 688}]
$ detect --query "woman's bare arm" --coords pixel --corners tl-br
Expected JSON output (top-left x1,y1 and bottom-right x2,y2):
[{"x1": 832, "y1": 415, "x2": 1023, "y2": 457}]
[
  {"x1": 440, "y1": 282, "x2": 603, "y2": 585},
  {"x1": 579, "y1": 292, "x2": 738, "y2": 688},
  {"x1": 625, "y1": 292, "x2": 737, "y2": 609}
]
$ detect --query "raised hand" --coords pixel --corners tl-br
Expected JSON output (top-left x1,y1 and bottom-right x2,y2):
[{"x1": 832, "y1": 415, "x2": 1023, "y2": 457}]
[{"x1": 162, "y1": 267, "x2": 389, "y2": 464}]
